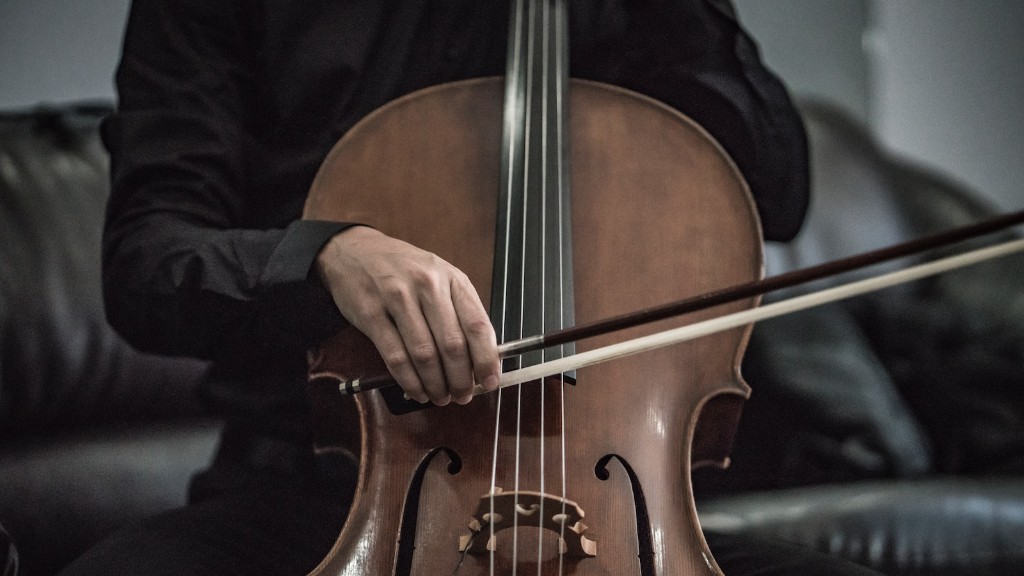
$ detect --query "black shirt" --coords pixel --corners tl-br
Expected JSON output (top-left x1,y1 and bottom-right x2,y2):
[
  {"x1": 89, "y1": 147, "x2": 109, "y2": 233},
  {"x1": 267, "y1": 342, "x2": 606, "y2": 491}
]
[{"x1": 101, "y1": 0, "x2": 808, "y2": 438}]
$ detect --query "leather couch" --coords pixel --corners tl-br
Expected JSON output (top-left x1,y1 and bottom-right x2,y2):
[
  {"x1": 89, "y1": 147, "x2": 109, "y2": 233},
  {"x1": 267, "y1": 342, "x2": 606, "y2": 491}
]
[
  {"x1": 695, "y1": 101, "x2": 1024, "y2": 575},
  {"x1": 0, "y1": 105, "x2": 220, "y2": 576},
  {"x1": 1, "y1": 101, "x2": 1021, "y2": 575}
]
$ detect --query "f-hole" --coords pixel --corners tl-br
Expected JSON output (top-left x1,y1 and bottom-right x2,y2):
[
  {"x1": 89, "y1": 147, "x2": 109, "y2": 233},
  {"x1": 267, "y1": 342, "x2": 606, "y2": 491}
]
[
  {"x1": 595, "y1": 454, "x2": 655, "y2": 576},
  {"x1": 394, "y1": 447, "x2": 463, "y2": 575}
]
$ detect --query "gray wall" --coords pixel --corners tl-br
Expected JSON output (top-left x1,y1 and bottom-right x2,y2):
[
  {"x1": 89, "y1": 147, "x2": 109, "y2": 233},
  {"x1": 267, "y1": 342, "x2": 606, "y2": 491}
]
[
  {"x1": 868, "y1": 1, "x2": 1024, "y2": 211},
  {"x1": 0, "y1": 0, "x2": 131, "y2": 108},
  {"x1": 2, "y1": 0, "x2": 1022, "y2": 210},
  {"x1": 736, "y1": 0, "x2": 1023, "y2": 211},
  {"x1": 734, "y1": 0, "x2": 871, "y2": 122}
]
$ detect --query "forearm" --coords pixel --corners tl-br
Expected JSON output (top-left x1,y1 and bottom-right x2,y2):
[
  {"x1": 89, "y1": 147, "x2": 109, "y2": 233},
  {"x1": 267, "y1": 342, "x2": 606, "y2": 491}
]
[
  {"x1": 101, "y1": 0, "x2": 355, "y2": 362},
  {"x1": 102, "y1": 211, "x2": 351, "y2": 361}
]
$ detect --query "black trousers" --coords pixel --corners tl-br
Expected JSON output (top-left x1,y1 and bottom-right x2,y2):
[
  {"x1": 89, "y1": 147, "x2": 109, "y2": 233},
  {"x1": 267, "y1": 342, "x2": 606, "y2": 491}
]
[{"x1": 58, "y1": 432, "x2": 882, "y2": 576}]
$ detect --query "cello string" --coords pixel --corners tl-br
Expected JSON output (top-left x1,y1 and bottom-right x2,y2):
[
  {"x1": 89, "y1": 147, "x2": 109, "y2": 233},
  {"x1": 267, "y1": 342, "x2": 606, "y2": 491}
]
[
  {"x1": 552, "y1": 0, "x2": 570, "y2": 572},
  {"x1": 491, "y1": 0, "x2": 528, "y2": 572},
  {"x1": 536, "y1": 0, "x2": 551, "y2": 570},
  {"x1": 511, "y1": 0, "x2": 542, "y2": 570}
]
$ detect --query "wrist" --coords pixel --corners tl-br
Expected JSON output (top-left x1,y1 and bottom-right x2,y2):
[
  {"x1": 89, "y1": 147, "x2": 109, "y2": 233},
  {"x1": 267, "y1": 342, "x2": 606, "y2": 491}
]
[{"x1": 314, "y1": 224, "x2": 376, "y2": 283}]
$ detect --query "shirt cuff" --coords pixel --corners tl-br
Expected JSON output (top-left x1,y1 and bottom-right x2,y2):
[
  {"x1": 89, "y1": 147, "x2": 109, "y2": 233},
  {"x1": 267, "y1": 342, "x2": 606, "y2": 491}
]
[{"x1": 260, "y1": 219, "x2": 360, "y2": 346}]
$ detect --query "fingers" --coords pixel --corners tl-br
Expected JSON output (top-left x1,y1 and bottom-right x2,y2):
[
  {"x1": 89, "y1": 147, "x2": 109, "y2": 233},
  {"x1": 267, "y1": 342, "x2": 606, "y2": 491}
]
[
  {"x1": 451, "y1": 275, "x2": 501, "y2": 395},
  {"x1": 316, "y1": 227, "x2": 498, "y2": 406},
  {"x1": 360, "y1": 312, "x2": 435, "y2": 404},
  {"x1": 416, "y1": 279, "x2": 474, "y2": 404},
  {"x1": 421, "y1": 270, "x2": 500, "y2": 404},
  {"x1": 384, "y1": 276, "x2": 454, "y2": 405},
  {"x1": 386, "y1": 266, "x2": 497, "y2": 405}
]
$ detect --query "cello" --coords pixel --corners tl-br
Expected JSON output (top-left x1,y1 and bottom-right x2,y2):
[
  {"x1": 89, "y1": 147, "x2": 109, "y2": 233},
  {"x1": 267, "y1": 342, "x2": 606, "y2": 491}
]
[
  {"x1": 305, "y1": 0, "x2": 782, "y2": 573},
  {"x1": 299, "y1": 2, "x2": 1024, "y2": 569}
]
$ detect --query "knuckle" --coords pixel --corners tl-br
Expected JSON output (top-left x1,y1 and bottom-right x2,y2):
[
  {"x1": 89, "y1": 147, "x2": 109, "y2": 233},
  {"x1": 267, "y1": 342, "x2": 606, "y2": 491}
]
[
  {"x1": 412, "y1": 266, "x2": 446, "y2": 292},
  {"x1": 382, "y1": 349, "x2": 411, "y2": 372},
  {"x1": 439, "y1": 334, "x2": 468, "y2": 357},
  {"x1": 408, "y1": 343, "x2": 438, "y2": 366},
  {"x1": 462, "y1": 316, "x2": 494, "y2": 339},
  {"x1": 379, "y1": 280, "x2": 410, "y2": 303},
  {"x1": 452, "y1": 268, "x2": 472, "y2": 286},
  {"x1": 451, "y1": 268, "x2": 475, "y2": 289}
]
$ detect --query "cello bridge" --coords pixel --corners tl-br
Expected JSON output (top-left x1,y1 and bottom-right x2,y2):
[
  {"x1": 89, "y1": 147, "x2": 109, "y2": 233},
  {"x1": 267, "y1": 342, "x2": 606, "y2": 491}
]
[{"x1": 458, "y1": 489, "x2": 597, "y2": 558}]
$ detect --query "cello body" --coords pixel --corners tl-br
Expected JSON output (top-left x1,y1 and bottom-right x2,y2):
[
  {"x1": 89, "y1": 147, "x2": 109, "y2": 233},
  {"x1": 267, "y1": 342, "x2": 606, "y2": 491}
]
[{"x1": 303, "y1": 77, "x2": 762, "y2": 575}]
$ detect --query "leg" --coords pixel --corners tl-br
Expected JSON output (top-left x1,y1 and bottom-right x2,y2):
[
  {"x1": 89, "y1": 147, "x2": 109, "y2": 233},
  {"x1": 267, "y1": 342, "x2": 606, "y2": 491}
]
[
  {"x1": 57, "y1": 480, "x2": 351, "y2": 576},
  {"x1": 58, "y1": 431, "x2": 355, "y2": 576}
]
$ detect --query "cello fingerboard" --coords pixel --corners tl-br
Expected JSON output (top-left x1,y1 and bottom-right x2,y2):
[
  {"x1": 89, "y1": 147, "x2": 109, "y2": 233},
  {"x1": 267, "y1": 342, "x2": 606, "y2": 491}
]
[{"x1": 491, "y1": 0, "x2": 576, "y2": 370}]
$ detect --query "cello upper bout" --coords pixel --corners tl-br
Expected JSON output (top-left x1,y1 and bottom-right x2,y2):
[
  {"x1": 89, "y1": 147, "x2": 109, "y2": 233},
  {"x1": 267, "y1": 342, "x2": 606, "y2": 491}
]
[{"x1": 304, "y1": 78, "x2": 505, "y2": 306}]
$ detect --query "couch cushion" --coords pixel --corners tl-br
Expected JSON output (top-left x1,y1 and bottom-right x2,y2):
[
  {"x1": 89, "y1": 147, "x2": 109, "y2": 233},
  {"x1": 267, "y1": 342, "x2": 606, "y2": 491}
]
[{"x1": 0, "y1": 421, "x2": 219, "y2": 574}]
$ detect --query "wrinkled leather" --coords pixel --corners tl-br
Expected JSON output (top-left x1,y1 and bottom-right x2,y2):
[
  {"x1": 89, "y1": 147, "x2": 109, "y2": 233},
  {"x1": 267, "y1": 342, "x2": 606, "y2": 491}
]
[
  {"x1": 700, "y1": 478, "x2": 1024, "y2": 576},
  {"x1": 693, "y1": 102, "x2": 1024, "y2": 575},
  {"x1": 701, "y1": 302, "x2": 934, "y2": 493},
  {"x1": 0, "y1": 106, "x2": 218, "y2": 576},
  {"x1": 0, "y1": 106, "x2": 211, "y2": 433},
  {"x1": 699, "y1": 102, "x2": 1024, "y2": 489}
]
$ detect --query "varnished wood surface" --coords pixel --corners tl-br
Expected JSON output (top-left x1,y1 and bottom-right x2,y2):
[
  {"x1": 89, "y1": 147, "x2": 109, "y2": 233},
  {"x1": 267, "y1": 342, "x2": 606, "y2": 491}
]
[{"x1": 304, "y1": 77, "x2": 762, "y2": 575}]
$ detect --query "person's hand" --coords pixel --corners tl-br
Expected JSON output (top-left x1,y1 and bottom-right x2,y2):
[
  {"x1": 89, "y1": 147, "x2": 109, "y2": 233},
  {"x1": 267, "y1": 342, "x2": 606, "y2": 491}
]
[{"x1": 315, "y1": 226, "x2": 500, "y2": 405}]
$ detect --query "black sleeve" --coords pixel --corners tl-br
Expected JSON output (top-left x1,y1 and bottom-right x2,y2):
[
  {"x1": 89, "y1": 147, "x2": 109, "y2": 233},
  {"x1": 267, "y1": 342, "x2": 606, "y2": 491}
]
[
  {"x1": 572, "y1": 0, "x2": 810, "y2": 241},
  {"x1": 100, "y1": 0, "x2": 351, "y2": 362}
]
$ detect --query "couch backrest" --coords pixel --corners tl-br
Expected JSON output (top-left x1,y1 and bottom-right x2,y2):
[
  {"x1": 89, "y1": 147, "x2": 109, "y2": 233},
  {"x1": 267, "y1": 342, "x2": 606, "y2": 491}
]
[
  {"x1": 768, "y1": 101, "x2": 1024, "y2": 320},
  {"x1": 725, "y1": 102, "x2": 1024, "y2": 489},
  {"x1": 0, "y1": 105, "x2": 210, "y2": 435}
]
